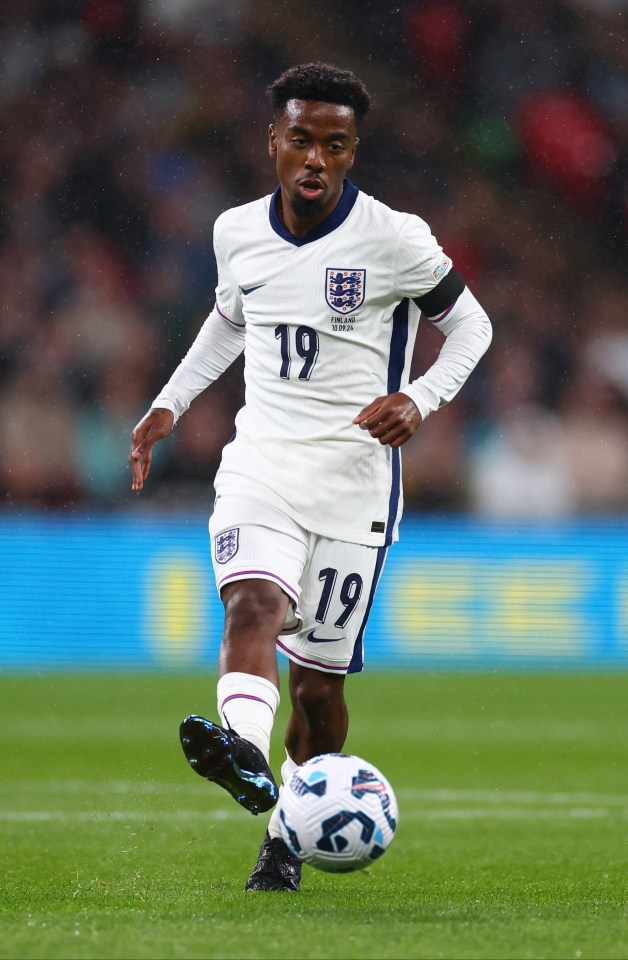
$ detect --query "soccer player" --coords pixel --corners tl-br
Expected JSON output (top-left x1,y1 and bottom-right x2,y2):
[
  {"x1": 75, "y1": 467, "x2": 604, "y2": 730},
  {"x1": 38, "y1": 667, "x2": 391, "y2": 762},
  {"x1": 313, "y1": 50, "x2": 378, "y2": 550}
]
[{"x1": 129, "y1": 62, "x2": 492, "y2": 892}]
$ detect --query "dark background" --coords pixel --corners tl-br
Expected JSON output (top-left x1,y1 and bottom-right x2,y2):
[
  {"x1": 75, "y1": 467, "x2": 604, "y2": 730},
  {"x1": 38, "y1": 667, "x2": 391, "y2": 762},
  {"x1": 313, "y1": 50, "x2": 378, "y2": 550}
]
[{"x1": 2, "y1": 0, "x2": 627, "y2": 518}]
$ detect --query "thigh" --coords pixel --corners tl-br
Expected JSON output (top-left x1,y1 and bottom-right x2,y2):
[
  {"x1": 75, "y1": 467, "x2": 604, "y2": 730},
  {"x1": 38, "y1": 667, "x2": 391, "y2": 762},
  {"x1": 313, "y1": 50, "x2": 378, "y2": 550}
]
[
  {"x1": 277, "y1": 537, "x2": 388, "y2": 675},
  {"x1": 209, "y1": 495, "x2": 309, "y2": 632}
]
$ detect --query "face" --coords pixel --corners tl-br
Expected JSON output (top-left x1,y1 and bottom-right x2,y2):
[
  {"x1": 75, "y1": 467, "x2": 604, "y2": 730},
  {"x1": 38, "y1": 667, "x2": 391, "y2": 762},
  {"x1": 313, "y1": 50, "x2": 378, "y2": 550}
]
[{"x1": 269, "y1": 99, "x2": 359, "y2": 233}]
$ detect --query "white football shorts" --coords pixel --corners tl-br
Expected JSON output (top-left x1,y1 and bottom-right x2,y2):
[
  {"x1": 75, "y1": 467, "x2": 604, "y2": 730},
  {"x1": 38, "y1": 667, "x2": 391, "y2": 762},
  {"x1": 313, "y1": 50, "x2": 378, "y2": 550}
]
[{"x1": 208, "y1": 495, "x2": 388, "y2": 674}]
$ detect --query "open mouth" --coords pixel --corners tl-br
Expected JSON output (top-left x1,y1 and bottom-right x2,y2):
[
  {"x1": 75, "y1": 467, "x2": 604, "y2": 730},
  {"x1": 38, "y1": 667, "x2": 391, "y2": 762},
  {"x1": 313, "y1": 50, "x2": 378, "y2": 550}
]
[{"x1": 298, "y1": 178, "x2": 325, "y2": 200}]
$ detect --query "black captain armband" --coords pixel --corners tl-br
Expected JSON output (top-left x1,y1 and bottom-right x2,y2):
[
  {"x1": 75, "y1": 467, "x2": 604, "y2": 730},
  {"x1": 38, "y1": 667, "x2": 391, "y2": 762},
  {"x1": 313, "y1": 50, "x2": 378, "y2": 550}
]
[{"x1": 413, "y1": 267, "x2": 465, "y2": 318}]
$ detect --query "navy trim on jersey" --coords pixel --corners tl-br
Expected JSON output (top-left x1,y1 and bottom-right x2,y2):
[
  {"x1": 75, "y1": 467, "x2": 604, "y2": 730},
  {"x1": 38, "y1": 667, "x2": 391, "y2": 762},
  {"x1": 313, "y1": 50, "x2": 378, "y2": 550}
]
[
  {"x1": 348, "y1": 545, "x2": 388, "y2": 674},
  {"x1": 384, "y1": 298, "x2": 410, "y2": 547},
  {"x1": 269, "y1": 179, "x2": 359, "y2": 247}
]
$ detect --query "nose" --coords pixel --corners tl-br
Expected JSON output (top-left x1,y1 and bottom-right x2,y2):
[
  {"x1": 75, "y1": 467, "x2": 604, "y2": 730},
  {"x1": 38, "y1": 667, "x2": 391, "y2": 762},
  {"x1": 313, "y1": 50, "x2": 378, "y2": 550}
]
[{"x1": 305, "y1": 144, "x2": 325, "y2": 170}]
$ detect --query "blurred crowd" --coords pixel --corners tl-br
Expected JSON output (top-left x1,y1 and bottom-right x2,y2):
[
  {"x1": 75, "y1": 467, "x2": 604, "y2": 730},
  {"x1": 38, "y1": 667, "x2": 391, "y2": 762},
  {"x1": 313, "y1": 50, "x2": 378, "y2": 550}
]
[{"x1": 1, "y1": 0, "x2": 627, "y2": 518}]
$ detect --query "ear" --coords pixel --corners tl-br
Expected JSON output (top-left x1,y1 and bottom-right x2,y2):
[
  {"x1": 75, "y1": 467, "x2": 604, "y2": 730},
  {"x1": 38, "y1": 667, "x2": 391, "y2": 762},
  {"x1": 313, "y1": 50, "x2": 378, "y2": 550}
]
[
  {"x1": 268, "y1": 123, "x2": 277, "y2": 158},
  {"x1": 348, "y1": 136, "x2": 359, "y2": 169}
]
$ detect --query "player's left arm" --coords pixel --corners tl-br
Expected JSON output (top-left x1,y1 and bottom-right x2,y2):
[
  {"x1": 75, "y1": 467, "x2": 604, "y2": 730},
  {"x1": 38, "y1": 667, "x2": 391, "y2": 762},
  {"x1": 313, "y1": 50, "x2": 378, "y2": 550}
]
[{"x1": 353, "y1": 284, "x2": 492, "y2": 448}]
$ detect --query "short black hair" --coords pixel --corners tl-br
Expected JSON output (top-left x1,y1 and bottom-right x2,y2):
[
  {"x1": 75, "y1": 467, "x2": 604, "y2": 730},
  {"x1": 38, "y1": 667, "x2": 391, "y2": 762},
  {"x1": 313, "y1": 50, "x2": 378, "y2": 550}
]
[{"x1": 267, "y1": 62, "x2": 371, "y2": 125}]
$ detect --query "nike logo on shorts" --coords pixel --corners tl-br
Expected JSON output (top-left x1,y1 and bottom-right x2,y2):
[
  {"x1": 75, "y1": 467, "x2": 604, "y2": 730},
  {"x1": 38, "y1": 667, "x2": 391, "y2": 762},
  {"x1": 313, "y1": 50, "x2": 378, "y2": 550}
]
[{"x1": 306, "y1": 631, "x2": 345, "y2": 643}]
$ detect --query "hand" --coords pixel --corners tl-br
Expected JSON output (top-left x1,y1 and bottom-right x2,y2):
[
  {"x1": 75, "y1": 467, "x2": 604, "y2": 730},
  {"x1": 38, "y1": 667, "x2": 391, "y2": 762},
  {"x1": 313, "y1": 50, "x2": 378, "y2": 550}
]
[
  {"x1": 353, "y1": 392, "x2": 422, "y2": 448},
  {"x1": 129, "y1": 407, "x2": 174, "y2": 491}
]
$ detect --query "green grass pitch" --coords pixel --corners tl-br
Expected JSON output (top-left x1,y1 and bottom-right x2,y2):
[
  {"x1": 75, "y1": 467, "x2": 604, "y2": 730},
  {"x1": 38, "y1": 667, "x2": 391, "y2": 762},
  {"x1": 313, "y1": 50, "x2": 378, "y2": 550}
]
[{"x1": 1, "y1": 671, "x2": 627, "y2": 959}]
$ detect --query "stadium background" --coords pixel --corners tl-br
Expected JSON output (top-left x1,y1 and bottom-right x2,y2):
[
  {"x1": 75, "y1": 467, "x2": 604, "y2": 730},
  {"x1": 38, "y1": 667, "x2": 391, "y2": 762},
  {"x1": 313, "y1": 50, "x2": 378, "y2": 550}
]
[{"x1": 2, "y1": 0, "x2": 628, "y2": 670}]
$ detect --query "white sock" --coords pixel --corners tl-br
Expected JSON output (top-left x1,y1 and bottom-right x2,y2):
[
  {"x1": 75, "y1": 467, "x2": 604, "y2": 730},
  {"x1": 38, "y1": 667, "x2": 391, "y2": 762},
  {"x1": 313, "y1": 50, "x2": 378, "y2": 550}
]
[
  {"x1": 267, "y1": 752, "x2": 298, "y2": 839},
  {"x1": 216, "y1": 672, "x2": 279, "y2": 763}
]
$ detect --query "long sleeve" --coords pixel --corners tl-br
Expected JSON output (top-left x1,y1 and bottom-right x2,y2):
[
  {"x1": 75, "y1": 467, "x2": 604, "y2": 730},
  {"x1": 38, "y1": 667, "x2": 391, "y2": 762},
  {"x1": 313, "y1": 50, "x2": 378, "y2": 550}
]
[
  {"x1": 151, "y1": 308, "x2": 245, "y2": 422},
  {"x1": 401, "y1": 286, "x2": 492, "y2": 420}
]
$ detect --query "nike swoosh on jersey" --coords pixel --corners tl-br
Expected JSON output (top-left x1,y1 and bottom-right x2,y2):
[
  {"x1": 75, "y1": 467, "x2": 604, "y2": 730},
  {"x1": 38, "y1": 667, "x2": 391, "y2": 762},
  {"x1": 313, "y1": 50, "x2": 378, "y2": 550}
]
[
  {"x1": 241, "y1": 283, "x2": 267, "y2": 295},
  {"x1": 306, "y1": 631, "x2": 345, "y2": 643}
]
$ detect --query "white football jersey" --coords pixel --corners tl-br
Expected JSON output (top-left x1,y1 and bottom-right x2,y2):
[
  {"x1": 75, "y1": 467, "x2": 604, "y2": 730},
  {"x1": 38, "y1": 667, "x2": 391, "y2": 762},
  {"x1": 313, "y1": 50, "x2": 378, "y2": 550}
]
[{"x1": 154, "y1": 181, "x2": 491, "y2": 546}]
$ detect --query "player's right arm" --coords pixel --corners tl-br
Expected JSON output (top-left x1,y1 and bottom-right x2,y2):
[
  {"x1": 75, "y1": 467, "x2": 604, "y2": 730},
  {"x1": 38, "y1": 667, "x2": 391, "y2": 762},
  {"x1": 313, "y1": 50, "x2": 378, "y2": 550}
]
[
  {"x1": 129, "y1": 215, "x2": 245, "y2": 492},
  {"x1": 128, "y1": 308, "x2": 245, "y2": 491}
]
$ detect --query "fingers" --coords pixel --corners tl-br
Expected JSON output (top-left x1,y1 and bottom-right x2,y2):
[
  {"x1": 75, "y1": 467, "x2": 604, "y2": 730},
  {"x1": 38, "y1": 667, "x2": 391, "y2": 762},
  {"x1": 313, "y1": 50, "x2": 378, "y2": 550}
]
[
  {"x1": 366, "y1": 419, "x2": 412, "y2": 447},
  {"x1": 353, "y1": 394, "x2": 421, "y2": 448},
  {"x1": 128, "y1": 408, "x2": 175, "y2": 492},
  {"x1": 352, "y1": 398, "x2": 384, "y2": 428},
  {"x1": 129, "y1": 454, "x2": 144, "y2": 492},
  {"x1": 129, "y1": 431, "x2": 154, "y2": 491},
  {"x1": 368, "y1": 421, "x2": 410, "y2": 447},
  {"x1": 129, "y1": 424, "x2": 157, "y2": 491}
]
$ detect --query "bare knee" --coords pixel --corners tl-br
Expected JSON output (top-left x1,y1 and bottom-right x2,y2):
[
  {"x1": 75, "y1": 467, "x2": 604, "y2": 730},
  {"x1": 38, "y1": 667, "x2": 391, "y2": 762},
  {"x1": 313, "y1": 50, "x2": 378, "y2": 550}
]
[
  {"x1": 218, "y1": 580, "x2": 288, "y2": 681},
  {"x1": 222, "y1": 579, "x2": 288, "y2": 638}
]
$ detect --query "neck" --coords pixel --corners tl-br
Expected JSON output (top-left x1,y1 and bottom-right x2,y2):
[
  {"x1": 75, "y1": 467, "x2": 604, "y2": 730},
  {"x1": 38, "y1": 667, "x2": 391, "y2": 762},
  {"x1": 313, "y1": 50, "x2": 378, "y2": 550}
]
[{"x1": 278, "y1": 184, "x2": 345, "y2": 237}]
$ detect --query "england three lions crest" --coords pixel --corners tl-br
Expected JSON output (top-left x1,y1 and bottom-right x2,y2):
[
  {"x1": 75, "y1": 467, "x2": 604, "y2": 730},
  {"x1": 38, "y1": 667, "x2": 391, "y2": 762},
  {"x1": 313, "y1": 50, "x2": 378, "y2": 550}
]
[
  {"x1": 215, "y1": 527, "x2": 239, "y2": 564},
  {"x1": 325, "y1": 268, "x2": 366, "y2": 314}
]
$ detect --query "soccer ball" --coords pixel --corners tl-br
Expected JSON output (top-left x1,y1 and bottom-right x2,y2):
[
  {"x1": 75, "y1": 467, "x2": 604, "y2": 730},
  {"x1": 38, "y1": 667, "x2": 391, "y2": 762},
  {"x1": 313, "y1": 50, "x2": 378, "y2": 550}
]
[{"x1": 277, "y1": 753, "x2": 398, "y2": 873}]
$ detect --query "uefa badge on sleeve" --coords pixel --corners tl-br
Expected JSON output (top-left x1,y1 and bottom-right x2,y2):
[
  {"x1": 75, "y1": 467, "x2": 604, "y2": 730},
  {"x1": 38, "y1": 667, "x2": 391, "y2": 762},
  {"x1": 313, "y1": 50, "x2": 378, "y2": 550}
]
[
  {"x1": 215, "y1": 528, "x2": 240, "y2": 564},
  {"x1": 325, "y1": 269, "x2": 366, "y2": 314}
]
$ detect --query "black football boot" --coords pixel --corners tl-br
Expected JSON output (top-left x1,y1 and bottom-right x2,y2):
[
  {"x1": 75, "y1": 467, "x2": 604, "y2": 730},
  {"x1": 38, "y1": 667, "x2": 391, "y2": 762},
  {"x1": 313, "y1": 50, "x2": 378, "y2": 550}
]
[
  {"x1": 179, "y1": 715, "x2": 278, "y2": 815},
  {"x1": 245, "y1": 831, "x2": 302, "y2": 892}
]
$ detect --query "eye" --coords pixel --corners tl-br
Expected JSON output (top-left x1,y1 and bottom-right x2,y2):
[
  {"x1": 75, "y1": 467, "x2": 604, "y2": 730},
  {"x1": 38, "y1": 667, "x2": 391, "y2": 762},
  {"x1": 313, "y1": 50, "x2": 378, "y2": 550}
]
[{"x1": 291, "y1": 138, "x2": 307, "y2": 147}]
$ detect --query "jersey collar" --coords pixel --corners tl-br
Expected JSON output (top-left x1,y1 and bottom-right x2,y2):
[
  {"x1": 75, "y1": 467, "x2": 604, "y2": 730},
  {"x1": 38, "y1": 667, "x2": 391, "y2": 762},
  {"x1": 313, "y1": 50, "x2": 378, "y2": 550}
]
[{"x1": 269, "y1": 179, "x2": 359, "y2": 247}]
